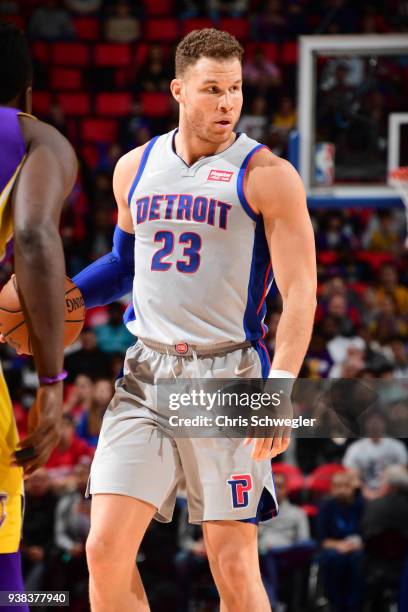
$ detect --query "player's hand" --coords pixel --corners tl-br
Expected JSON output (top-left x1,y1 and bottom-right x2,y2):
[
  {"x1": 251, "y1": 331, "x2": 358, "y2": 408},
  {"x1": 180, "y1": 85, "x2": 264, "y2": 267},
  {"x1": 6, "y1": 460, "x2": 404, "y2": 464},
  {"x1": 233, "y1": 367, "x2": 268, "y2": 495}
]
[
  {"x1": 12, "y1": 383, "x2": 63, "y2": 475},
  {"x1": 244, "y1": 383, "x2": 293, "y2": 461}
]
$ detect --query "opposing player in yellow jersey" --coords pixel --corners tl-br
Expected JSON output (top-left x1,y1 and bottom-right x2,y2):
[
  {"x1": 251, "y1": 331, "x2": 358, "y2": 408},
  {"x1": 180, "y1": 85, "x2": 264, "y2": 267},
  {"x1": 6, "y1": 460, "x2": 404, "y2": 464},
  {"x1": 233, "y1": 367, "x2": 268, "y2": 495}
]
[{"x1": 0, "y1": 23, "x2": 77, "y2": 608}]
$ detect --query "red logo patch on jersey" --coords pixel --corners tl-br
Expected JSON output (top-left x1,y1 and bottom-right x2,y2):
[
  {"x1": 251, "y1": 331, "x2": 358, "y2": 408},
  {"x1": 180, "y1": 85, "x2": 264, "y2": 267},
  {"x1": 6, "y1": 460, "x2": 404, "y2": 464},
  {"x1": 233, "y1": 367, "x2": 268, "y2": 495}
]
[
  {"x1": 207, "y1": 169, "x2": 234, "y2": 182},
  {"x1": 175, "y1": 342, "x2": 189, "y2": 355}
]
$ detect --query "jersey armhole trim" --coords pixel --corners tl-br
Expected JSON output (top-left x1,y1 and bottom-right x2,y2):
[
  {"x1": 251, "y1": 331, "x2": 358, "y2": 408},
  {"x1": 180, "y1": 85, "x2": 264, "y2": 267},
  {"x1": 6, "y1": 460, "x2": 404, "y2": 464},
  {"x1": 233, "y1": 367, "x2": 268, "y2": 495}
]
[
  {"x1": 127, "y1": 135, "x2": 160, "y2": 207},
  {"x1": 236, "y1": 144, "x2": 267, "y2": 222}
]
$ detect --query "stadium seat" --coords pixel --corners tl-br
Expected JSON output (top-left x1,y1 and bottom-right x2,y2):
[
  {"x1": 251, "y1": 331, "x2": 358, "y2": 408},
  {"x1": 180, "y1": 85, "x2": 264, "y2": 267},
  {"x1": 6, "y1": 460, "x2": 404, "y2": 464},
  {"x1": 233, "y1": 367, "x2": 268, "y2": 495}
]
[
  {"x1": 219, "y1": 18, "x2": 249, "y2": 40},
  {"x1": 73, "y1": 17, "x2": 100, "y2": 41},
  {"x1": 50, "y1": 68, "x2": 82, "y2": 91},
  {"x1": 95, "y1": 93, "x2": 132, "y2": 117},
  {"x1": 32, "y1": 91, "x2": 51, "y2": 116},
  {"x1": 57, "y1": 93, "x2": 90, "y2": 116},
  {"x1": 52, "y1": 43, "x2": 90, "y2": 67},
  {"x1": 356, "y1": 250, "x2": 394, "y2": 271},
  {"x1": 181, "y1": 18, "x2": 215, "y2": 36},
  {"x1": 31, "y1": 41, "x2": 50, "y2": 64},
  {"x1": 144, "y1": 0, "x2": 174, "y2": 16},
  {"x1": 81, "y1": 119, "x2": 118, "y2": 143},
  {"x1": 272, "y1": 463, "x2": 306, "y2": 498},
  {"x1": 1, "y1": 14, "x2": 25, "y2": 29},
  {"x1": 306, "y1": 464, "x2": 346, "y2": 500},
  {"x1": 80, "y1": 145, "x2": 100, "y2": 170},
  {"x1": 140, "y1": 92, "x2": 172, "y2": 117},
  {"x1": 145, "y1": 18, "x2": 179, "y2": 42},
  {"x1": 245, "y1": 43, "x2": 279, "y2": 63},
  {"x1": 281, "y1": 41, "x2": 298, "y2": 64},
  {"x1": 94, "y1": 44, "x2": 132, "y2": 67}
]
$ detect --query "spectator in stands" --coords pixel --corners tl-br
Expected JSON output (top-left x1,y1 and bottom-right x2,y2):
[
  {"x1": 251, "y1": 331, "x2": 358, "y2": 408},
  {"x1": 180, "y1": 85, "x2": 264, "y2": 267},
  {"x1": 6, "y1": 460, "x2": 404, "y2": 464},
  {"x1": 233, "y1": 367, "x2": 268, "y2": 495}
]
[
  {"x1": 76, "y1": 378, "x2": 113, "y2": 447},
  {"x1": 252, "y1": 0, "x2": 288, "y2": 42},
  {"x1": 54, "y1": 462, "x2": 91, "y2": 606},
  {"x1": 22, "y1": 469, "x2": 57, "y2": 590},
  {"x1": 317, "y1": 470, "x2": 364, "y2": 612},
  {"x1": 361, "y1": 465, "x2": 408, "y2": 611},
  {"x1": 237, "y1": 95, "x2": 269, "y2": 141},
  {"x1": 207, "y1": 0, "x2": 249, "y2": 18},
  {"x1": 259, "y1": 472, "x2": 315, "y2": 610},
  {"x1": 63, "y1": 374, "x2": 93, "y2": 420},
  {"x1": 242, "y1": 46, "x2": 282, "y2": 93},
  {"x1": 65, "y1": 330, "x2": 111, "y2": 382},
  {"x1": 94, "y1": 302, "x2": 134, "y2": 354},
  {"x1": 47, "y1": 414, "x2": 93, "y2": 489},
  {"x1": 376, "y1": 263, "x2": 408, "y2": 313},
  {"x1": 104, "y1": 0, "x2": 140, "y2": 43},
  {"x1": 325, "y1": 294, "x2": 358, "y2": 336},
  {"x1": 328, "y1": 341, "x2": 366, "y2": 378},
  {"x1": 272, "y1": 95, "x2": 296, "y2": 132},
  {"x1": 369, "y1": 293, "x2": 408, "y2": 344},
  {"x1": 29, "y1": 0, "x2": 75, "y2": 40},
  {"x1": 363, "y1": 210, "x2": 402, "y2": 253},
  {"x1": 388, "y1": 338, "x2": 408, "y2": 377},
  {"x1": 64, "y1": 0, "x2": 102, "y2": 14},
  {"x1": 343, "y1": 411, "x2": 408, "y2": 498},
  {"x1": 137, "y1": 44, "x2": 171, "y2": 93}
]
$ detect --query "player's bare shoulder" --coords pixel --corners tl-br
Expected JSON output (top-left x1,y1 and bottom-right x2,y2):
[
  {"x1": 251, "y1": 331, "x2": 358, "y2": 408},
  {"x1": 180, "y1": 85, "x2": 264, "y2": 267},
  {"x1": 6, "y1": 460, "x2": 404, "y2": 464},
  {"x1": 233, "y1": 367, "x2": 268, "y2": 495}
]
[
  {"x1": 18, "y1": 114, "x2": 77, "y2": 191},
  {"x1": 245, "y1": 147, "x2": 306, "y2": 217},
  {"x1": 113, "y1": 142, "x2": 149, "y2": 210}
]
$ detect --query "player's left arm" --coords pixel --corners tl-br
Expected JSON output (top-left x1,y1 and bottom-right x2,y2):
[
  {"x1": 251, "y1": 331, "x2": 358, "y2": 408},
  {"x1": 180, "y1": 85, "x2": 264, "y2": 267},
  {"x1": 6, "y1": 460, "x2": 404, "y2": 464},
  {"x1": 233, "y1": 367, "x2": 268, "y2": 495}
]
[
  {"x1": 244, "y1": 150, "x2": 317, "y2": 460},
  {"x1": 249, "y1": 152, "x2": 317, "y2": 374}
]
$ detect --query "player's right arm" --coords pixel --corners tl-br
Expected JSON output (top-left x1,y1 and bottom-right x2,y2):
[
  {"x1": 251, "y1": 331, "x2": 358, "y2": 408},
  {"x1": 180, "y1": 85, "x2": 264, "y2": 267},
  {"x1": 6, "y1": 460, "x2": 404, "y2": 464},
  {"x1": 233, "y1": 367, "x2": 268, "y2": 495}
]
[
  {"x1": 72, "y1": 144, "x2": 147, "y2": 307},
  {"x1": 11, "y1": 117, "x2": 77, "y2": 474}
]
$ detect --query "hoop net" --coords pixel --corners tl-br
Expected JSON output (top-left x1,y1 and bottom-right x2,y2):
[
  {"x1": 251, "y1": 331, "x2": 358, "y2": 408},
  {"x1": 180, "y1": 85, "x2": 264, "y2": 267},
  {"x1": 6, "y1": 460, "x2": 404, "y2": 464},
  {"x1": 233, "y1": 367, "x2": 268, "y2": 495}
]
[{"x1": 389, "y1": 167, "x2": 408, "y2": 248}]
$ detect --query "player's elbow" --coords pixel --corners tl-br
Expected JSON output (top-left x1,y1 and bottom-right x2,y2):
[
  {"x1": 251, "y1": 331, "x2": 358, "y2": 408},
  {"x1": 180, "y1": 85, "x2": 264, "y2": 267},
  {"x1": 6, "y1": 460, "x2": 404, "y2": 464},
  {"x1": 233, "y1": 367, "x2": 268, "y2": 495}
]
[{"x1": 14, "y1": 221, "x2": 60, "y2": 255}]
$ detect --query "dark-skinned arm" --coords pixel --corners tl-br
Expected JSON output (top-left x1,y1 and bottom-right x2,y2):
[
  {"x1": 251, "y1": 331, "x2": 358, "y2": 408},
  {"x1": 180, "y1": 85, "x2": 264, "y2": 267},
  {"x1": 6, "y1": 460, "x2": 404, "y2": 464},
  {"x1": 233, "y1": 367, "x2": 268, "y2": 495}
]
[{"x1": 11, "y1": 117, "x2": 77, "y2": 474}]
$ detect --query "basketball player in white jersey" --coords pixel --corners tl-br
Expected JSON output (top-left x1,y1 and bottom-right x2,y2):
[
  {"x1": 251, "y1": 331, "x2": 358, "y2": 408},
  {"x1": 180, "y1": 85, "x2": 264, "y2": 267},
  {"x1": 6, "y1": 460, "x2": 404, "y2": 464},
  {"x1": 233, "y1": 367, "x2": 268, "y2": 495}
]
[{"x1": 76, "y1": 29, "x2": 316, "y2": 611}]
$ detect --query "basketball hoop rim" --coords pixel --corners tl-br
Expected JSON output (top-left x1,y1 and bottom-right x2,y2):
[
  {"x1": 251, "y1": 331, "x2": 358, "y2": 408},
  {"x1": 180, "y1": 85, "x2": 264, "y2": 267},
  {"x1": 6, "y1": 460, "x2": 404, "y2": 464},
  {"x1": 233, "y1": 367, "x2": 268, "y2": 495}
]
[{"x1": 389, "y1": 166, "x2": 408, "y2": 184}]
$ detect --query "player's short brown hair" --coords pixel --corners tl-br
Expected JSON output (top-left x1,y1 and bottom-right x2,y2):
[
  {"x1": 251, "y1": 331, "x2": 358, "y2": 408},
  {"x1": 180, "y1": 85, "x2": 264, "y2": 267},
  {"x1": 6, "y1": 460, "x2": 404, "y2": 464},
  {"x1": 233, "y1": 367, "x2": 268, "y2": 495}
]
[{"x1": 175, "y1": 28, "x2": 244, "y2": 77}]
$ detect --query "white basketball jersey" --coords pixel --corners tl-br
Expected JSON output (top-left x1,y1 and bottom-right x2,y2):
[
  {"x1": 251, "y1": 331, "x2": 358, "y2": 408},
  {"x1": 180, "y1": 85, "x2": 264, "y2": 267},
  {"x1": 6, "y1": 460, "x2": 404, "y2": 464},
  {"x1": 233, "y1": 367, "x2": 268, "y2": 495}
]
[{"x1": 125, "y1": 129, "x2": 274, "y2": 345}]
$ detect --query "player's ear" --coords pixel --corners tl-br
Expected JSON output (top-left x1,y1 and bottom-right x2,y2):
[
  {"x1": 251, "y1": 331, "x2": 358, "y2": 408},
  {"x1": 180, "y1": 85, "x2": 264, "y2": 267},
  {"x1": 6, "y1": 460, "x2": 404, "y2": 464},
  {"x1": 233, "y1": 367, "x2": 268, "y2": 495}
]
[{"x1": 170, "y1": 78, "x2": 183, "y2": 104}]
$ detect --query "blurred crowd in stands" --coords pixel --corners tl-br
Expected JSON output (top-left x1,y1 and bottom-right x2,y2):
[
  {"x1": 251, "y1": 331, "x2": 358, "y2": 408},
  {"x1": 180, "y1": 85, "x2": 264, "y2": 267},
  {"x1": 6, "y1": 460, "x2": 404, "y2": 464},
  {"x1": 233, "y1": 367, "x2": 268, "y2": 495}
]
[{"x1": 1, "y1": 0, "x2": 408, "y2": 610}]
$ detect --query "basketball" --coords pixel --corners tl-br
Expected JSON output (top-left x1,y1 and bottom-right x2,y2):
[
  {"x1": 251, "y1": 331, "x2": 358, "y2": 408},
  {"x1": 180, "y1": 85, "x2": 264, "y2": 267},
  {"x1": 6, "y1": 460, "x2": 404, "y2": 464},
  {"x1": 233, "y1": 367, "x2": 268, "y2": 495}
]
[{"x1": 0, "y1": 275, "x2": 85, "y2": 355}]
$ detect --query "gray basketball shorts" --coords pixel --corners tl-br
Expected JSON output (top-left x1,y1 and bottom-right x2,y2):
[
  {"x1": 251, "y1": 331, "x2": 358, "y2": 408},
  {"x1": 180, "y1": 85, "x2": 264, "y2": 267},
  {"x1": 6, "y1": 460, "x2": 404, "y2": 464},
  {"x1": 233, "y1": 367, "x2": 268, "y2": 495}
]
[{"x1": 87, "y1": 339, "x2": 278, "y2": 524}]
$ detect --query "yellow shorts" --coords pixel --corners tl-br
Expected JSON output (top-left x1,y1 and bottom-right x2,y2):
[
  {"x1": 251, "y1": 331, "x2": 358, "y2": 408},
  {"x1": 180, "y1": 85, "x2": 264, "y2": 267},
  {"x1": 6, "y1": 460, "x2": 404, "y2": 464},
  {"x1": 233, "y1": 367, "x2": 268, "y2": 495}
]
[{"x1": 0, "y1": 367, "x2": 23, "y2": 554}]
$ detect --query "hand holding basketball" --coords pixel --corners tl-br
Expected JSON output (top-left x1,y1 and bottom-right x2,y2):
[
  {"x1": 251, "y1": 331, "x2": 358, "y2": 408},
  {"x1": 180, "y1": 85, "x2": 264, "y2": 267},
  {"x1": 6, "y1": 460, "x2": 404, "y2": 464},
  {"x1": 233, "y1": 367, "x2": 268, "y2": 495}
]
[{"x1": 0, "y1": 275, "x2": 85, "y2": 355}]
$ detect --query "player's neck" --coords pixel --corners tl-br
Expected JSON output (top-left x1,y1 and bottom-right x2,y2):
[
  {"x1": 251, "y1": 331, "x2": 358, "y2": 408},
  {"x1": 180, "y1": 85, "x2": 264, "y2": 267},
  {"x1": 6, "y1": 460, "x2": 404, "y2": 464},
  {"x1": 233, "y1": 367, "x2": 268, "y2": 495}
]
[{"x1": 174, "y1": 126, "x2": 236, "y2": 166}]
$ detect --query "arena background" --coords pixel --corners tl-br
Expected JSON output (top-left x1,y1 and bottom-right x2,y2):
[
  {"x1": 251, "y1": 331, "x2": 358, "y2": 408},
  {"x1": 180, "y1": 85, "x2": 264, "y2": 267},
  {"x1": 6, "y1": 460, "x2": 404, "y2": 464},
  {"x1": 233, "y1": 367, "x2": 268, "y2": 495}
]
[{"x1": 1, "y1": 1, "x2": 408, "y2": 610}]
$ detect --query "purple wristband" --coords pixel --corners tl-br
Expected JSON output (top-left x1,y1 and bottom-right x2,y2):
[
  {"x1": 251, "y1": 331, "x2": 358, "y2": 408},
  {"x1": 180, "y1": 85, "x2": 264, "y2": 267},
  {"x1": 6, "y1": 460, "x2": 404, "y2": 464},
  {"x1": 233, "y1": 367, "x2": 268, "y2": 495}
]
[{"x1": 39, "y1": 370, "x2": 68, "y2": 385}]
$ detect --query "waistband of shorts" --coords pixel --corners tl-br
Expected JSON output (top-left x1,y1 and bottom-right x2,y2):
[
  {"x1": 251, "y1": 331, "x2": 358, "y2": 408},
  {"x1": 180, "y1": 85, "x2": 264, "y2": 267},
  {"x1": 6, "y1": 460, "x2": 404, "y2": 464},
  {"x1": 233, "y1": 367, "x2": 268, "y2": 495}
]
[{"x1": 139, "y1": 338, "x2": 252, "y2": 357}]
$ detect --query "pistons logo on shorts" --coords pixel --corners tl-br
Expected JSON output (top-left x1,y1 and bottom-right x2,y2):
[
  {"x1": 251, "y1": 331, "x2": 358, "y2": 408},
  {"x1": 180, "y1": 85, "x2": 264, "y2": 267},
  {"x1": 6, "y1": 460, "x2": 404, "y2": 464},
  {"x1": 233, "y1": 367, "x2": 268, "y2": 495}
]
[
  {"x1": 175, "y1": 342, "x2": 189, "y2": 355},
  {"x1": 227, "y1": 474, "x2": 253, "y2": 508}
]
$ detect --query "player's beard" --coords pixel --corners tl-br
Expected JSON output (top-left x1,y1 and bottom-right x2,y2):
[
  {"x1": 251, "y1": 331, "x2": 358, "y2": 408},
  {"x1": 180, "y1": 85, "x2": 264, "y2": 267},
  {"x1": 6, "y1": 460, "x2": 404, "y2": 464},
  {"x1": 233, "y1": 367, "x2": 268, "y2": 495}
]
[{"x1": 185, "y1": 105, "x2": 236, "y2": 146}]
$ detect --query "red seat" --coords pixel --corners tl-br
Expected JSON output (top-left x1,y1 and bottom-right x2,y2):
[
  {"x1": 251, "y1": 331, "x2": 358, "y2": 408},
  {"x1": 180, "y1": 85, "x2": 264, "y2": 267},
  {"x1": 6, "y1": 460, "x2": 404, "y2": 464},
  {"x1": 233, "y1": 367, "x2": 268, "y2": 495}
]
[
  {"x1": 52, "y1": 43, "x2": 90, "y2": 66},
  {"x1": 306, "y1": 464, "x2": 346, "y2": 499},
  {"x1": 32, "y1": 91, "x2": 51, "y2": 116},
  {"x1": 144, "y1": 0, "x2": 173, "y2": 16},
  {"x1": 95, "y1": 93, "x2": 132, "y2": 117},
  {"x1": 245, "y1": 43, "x2": 279, "y2": 63},
  {"x1": 50, "y1": 68, "x2": 82, "y2": 91},
  {"x1": 219, "y1": 18, "x2": 249, "y2": 40},
  {"x1": 145, "y1": 18, "x2": 179, "y2": 42},
  {"x1": 181, "y1": 18, "x2": 215, "y2": 36},
  {"x1": 356, "y1": 250, "x2": 394, "y2": 271},
  {"x1": 300, "y1": 504, "x2": 318, "y2": 517},
  {"x1": 94, "y1": 44, "x2": 132, "y2": 67},
  {"x1": 140, "y1": 92, "x2": 171, "y2": 117},
  {"x1": 73, "y1": 17, "x2": 100, "y2": 41},
  {"x1": 281, "y1": 41, "x2": 298, "y2": 64},
  {"x1": 81, "y1": 119, "x2": 118, "y2": 143},
  {"x1": 57, "y1": 93, "x2": 90, "y2": 116},
  {"x1": 1, "y1": 14, "x2": 25, "y2": 29},
  {"x1": 273, "y1": 463, "x2": 305, "y2": 497},
  {"x1": 80, "y1": 145, "x2": 100, "y2": 170},
  {"x1": 31, "y1": 41, "x2": 50, "y2": 64}
]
